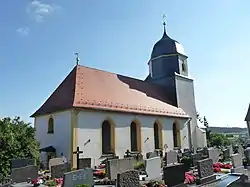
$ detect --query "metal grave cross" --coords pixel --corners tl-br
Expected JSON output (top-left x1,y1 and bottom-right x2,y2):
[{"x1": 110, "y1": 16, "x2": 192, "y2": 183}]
[{"x1": 73, "y1": 146, "x2": 83, "y2": 170}]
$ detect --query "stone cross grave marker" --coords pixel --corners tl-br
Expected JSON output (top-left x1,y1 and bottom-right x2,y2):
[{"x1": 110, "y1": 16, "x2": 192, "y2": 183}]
[
  {"x1": 11, "y1": 165, "x2": 38, "y2": 183},
  {"x1": 51, "y1": 163, "x2": 71, "y2": 179},
  {"x1": 78, "y1": 158, "x2": 91, "y2": 169},
  {"x1": 62, "y1": 168, "x2": 94, "y2": 187},
  {"x1": 196, "y1": 158, "x2": 216, "y2": 185},
  {"x1": 11, "y1": 158, "x2": 35, "y2": 169},
  {"x1": 208, "y1": 148, "x2": 220, "y2": 164},
  {"x1": 106, "y1": 157, "x2": 135, "y2": 180},
  {"x1": 145, "y1": 156, "x2": 161, "y2": 180},
  {"x1": 117, "y1": 170, "x2": 140, "y2": 187},
  {"x1": 165, "y1": 150, "x2": 178, "y2": 165},
  {"x1": 73, "y1": 146, "x2": 84, "y2": 170},
  {"x1": 163, "y1": 163, "x2": 186, "y2": 187},
  {"x1": 231, "y1": 154, "x2": 245, "y2": 174},
  {"x1": 49, "y1": 157, "x2": 67, "y2": 171}
]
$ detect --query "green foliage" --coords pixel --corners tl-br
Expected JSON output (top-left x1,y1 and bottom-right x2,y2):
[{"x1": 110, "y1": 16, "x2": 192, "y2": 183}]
[
  {"x1": 134, "y1": 161, "x2": 145, "y2": 170},
  {"x1": 45, "y1": 180, "x2": 57, "y2": 186},
  {"x1": 226, "y1": 134, "x2": 234, "y2": 138},
  {"x1": 210, "y1": 133, "x2": 231, "y2": 147},
  {"x1": 0, "y1": 117, "x2": 40, "y2": 179}
]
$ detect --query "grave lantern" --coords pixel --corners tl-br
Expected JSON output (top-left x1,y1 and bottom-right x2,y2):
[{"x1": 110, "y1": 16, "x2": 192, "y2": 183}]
[{"x1": 244, "y1": 103, "x2": 250, "y2": 137}]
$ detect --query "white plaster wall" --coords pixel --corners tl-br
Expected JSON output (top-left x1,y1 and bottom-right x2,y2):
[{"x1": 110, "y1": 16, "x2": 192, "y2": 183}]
[
  {"x1": 35, "y1": 111, "x2": 72, "y2": 163},
  {"x1": 77, "y1": 109, "x2": 189, "y2": 167},
  {"x1": 196, "y1": 127, "x2": 207, "y2": 148}
]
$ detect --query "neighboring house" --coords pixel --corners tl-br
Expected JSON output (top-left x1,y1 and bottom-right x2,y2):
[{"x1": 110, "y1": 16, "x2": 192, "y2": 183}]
[{"x1": 31, "y1": 21, "x2": 206, "y2": 168}]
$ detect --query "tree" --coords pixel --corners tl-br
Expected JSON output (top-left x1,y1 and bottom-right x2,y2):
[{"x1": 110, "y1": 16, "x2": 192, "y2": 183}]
[
  {"x1": 0, "y1": 117, "x2": 40, "y2": 179},
  {"x1": 197, "y1": 113, "x2": 212, "y2": 146},
  {"x1": 210, "y1": 133, "x2": 231, "y2": 147}
]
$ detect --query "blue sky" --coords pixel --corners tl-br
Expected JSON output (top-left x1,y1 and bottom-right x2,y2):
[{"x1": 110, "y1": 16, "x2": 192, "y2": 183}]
[{"x1": 0, "y1": 0, "x2": 249, "y2": 127}]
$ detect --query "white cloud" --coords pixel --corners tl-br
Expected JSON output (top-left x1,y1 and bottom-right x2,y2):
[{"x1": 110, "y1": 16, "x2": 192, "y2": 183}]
[
  {"x1": 16, "y1": 27, "x2": 30, "y2": 36},
  {"x1": 27, "y1": 0, "x2": 61, "y2": 22}
]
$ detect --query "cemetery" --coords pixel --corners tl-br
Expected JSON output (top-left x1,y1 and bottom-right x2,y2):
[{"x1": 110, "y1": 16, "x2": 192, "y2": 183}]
[{"x1": 1, "y1": 145, "x2": 250, "y2": 187}]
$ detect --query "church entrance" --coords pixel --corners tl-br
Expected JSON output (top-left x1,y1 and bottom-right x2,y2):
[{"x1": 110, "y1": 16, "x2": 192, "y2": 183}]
[
  {"x1": 130, "y1": 121, "x2": 141, "y2": 152},
  {"x1": 154, "y1": 122, "x2": 162, "y2": 150},
  {"x1": 173, "y1": 122, "x2": 180, "y2": 148},
  {"x1": 101, "y1": 120, "x2": 114, "y2": 154}
]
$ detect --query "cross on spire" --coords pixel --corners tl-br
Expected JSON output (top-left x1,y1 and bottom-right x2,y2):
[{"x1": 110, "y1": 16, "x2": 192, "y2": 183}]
[
  {"x1": 75, "y1": 52, "x2": 80, "y2": 65},
  {"x1": 162, "y1": 14, "x2": 167, "y2": 33},
  {"x1": 73, "y1": 146, "x2": 83, "y2": 170}
]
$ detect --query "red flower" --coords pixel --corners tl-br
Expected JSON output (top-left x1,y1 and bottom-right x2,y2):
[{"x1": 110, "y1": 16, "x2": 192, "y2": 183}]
[{"x1": 31, "y1": 178, "x2": 39, "y2": 184}]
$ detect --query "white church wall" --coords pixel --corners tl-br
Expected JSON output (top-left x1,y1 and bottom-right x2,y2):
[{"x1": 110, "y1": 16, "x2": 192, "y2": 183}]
[
  {"x1": 35, "y1": 110, "x2": 72, "y2": 162},
  {"x1": 77, "y1": 109, "x2": 188, "y2": 167},
  {"x1": 196, "y1": 127, "x2": 207, "y2": 148}
]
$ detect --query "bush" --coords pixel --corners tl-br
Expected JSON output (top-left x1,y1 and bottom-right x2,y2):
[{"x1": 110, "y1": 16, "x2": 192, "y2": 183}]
[{"x1": 134, "y1": 161, "x2": 145, "y2": 170}]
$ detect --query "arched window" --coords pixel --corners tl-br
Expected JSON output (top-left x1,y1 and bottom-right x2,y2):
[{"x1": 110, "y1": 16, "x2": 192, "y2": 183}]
[
  {"x1": 154, "y1": 122, "x2": 163, "y2": 150},
  {"x1": 101, "y1": 120, "x2": 115, "y2": 154},
  {"x1": 48, "y1": 117, "x2": 54, "y2": 134},
  {"x1": 173, "y1": 122, "x2": 181, "y2": 148},
  {"x1": 130, "y1": 121, "x2": 141, "y2": 152}
]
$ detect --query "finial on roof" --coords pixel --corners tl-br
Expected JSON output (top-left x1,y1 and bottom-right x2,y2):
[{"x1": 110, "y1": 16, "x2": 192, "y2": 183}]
[
  {"x1": 162, "y1": 14, "x2": 167, "y2": 34},
  {"x1": 75, "y1": 52, "x2": 80, "y2": 65}
]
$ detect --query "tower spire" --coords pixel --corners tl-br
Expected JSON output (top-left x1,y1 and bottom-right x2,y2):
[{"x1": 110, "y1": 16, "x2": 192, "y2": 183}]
[
  {"x1": 162, "y1": 14, "x2": 167, "y2": 34},
  {"x1": 75, "y1": 52, "x2": 80, "y2": 65}
]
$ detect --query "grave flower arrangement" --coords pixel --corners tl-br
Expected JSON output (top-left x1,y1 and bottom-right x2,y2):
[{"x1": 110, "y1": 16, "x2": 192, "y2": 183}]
[
  {"x1": 185, "y1": 172, "x2": 196, "y2": 184},
  {"x1": 212, "y1": 162, "x2": 232, "y2": 173}
]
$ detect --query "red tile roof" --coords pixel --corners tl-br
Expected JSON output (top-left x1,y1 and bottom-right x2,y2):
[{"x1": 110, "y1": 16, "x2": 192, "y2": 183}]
[{"x1": 31, "y1": 65, "x2": 189, "y2": 118}]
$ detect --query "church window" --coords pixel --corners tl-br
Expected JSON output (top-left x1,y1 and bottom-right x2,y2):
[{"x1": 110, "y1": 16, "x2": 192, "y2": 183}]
[
  {"x1": 181, "y1": 62, "x2": 186, "y2": 72},
  {"x1": 48, "y1": 117, "x2": 54, "y2": 134},
  {"x1": 173, "y1": 122, "x2": 181, "y2": 148},
  {"x1": 130, "y1": 121, "x2": 141, "y2": 152},
  {"x1": 153, "y1": 122, "x2": 163, "y2": 150},
  {"x1": 101, "y1": 120, "x2": 115, "y2": 154}
]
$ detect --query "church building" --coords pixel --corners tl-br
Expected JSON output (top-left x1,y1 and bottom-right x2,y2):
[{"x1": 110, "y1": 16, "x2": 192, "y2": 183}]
[{"x1": 32, "y1": 21, "x2": 206, "y2": 168}]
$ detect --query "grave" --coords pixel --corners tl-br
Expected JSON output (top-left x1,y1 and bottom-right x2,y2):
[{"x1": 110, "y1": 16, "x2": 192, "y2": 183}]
[
  {"x1": 165, "y1": 150, "x2": 178, "y2": 165},
  {"x1": 106, "y1": 157, "x2": 135, "y2": 180},
  {"x1": 148, "y1": 152, "x2": 158, "y2": 159},
  {"x1": 145, "y1": 156, "x2": 161, "y2": 180},
  {"x1": 191, "y1": 153, "x2": 202, "y2": 166},
  {"x1": 117, "y1": 170, "x2": 140, "y2": 187},
  {"x1": 63, "y1": 168, "x2": 94, "y2": 187},
  {"x1": 78, "y1": 158, "x2": 91, "y2": 169},
  {"x1": 231, "y1": 154, "x2": 245, "y2": 174},
  {"x1": 196, "y1": 158, "x2": 216, "y2": 185},
  {"x1": 11, "y1": 165, "x2": 38, "y2": 183},
  {"x1": 223, "y1": 148, "x2": 230, "y2": 161},
  {"x1": 163, "y1": 163, "x2": 186, "y2": 187},
  {"x1": 73, "y1": 146, "x2": 84, "y2": 170},
  {"x1": 51, "y1": 163, "x2": 71, "y2": 179},
  {"x1": 11, "y1": 158, "x2": 34, "y2": 169},
  {"x1": 49, "y1": 157, "x2": 67, "y2": 171},
  {"x1": 208, "y1": 148, "x2": 220, "y2": 164}
]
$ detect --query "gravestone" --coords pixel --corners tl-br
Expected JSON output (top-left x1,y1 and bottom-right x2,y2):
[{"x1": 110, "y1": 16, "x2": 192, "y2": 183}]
[
  {"x1": 196, "y1": 158, "x2": 216, "y2": 185},
  {"x1": 208, "y1": 148, "x2": 220, "y2": 163},
  {"x1": 11, "y1": 165, "x2": 38, "y2": 183},
  {"x1": 117, "y1": 170, "x2": 140, "y2": 187},
  {"x1": 49, "y1": 157, "x2": 67, "y2": 171},
  {"x1": 145, "y1": 156, "x2": 161, "y2": 180},
  {"x1": 51, "y1": 163, "x2": 71, "y2": 179},
  {"x1": 191, "y1": 153, "x2": 202, "y2": 166},
  {"x1": 106, "y1": 158, "x2": 135, "y2": 180},
  {"x1": 79, "y1": 158, "x2": 91, "y2": 169},
  {"x1": 11, "y1": 158, "x2": 34, "y2": 169},
  {"x1": 163, "y1": 163, "x2": 186, "y2": 187},
  {"x1": 231, "y1": 154, "x2": 245, "y2": 174},
  {"x1": 165, "y1": 150, "x2": 178, "y2": 165},
  {"x1": 229, "y1": 145, "x2": 233, "y2": 155},
  {"x1": 223, "y1": 148, "x2": 230, "y2": 161},
  {"x1": 148, "y1": 152, "x2": 158, "y2": 158},
  {"x1": 63, "y1": 168, "x2": 94, "y2": 187},
  {"x1": 238, "y1": 145, "x2": 244, "y2": 157}
]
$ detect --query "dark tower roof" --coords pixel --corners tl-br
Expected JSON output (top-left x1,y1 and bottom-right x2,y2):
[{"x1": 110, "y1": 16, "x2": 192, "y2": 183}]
[
  {"x1": 151, "y1": 22, "x2": 186, "y2": 59},
  {"x1": 245, "y1": 103, "x2": 250, "y2": 121}
]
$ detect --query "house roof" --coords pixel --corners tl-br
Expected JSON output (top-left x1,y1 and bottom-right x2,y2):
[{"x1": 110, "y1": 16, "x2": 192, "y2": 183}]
[
  {"x1": 31, "y1": 65, "x2": 189, "y2": 118},
  {"x1": 245, "y1": 103, "x2": 250, "y2": 121}
]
